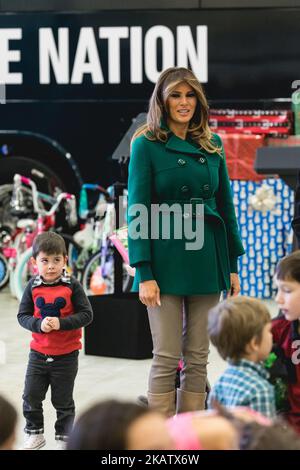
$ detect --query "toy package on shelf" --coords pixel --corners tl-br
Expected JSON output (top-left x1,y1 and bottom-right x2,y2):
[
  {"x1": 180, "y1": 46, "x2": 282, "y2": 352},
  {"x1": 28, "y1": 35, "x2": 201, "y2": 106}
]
[
  {"x1": 209, "y1": 107, "x2": 293, "y2": 180},
  {"x1": 209, "y1": 109, "x2": 293, "y2": 137}
]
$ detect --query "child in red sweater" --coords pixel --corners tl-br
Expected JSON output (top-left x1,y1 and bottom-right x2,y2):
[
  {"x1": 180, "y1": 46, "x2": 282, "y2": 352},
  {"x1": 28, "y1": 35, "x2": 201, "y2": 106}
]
[
  {"x1": 18, "y1": 232, "x2": 93, "y2": 450},
  {"x1": 273, "y1": 250, "x2": 300, "y2": 434}
]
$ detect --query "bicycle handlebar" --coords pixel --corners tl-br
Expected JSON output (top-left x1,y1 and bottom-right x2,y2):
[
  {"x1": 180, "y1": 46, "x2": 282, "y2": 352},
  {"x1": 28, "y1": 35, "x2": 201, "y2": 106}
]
[
  {"x1": 82, "y1": 183, "x2": 109, "y2": 195},
  {"x1": 12, "y1": 174, "x2": 78, "y2": 225}
]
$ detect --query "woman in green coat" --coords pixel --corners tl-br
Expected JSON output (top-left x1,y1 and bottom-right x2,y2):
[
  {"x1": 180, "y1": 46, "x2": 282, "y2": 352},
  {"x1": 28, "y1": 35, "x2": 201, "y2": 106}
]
[{"x1": 128, "y1": 67, "x2": 244, "y2": 416}]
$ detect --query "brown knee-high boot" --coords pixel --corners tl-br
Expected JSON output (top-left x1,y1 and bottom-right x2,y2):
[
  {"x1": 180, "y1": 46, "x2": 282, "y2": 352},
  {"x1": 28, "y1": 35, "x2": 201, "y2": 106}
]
[
  {"x1": 147, "y1": 390, "x2": 176, "y2": 417},
  {"x1": 176, "y1": 389, "x2": 206, "y2": 414}
]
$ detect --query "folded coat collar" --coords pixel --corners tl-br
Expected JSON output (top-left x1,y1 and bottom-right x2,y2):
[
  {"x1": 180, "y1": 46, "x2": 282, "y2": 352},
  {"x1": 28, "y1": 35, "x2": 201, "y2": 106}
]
[
  {"x1": 165, "y1": 132, "x2": 209, "y2": 157},
  {"x1": 160, "y1": 119, "x2": 218, "y2": 158}
]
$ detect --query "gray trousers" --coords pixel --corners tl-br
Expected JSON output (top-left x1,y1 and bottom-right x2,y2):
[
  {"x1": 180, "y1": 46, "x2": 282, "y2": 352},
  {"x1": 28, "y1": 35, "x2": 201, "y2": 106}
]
[{"x1": 147, "y1": 293, "x2": 220, "y2": 394}]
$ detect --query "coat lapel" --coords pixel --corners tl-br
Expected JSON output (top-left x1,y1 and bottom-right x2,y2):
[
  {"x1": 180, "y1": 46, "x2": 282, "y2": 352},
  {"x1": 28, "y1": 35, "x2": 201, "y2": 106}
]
[{"x1": 165, "y1": 133, "x2": 207, "y2": 156}]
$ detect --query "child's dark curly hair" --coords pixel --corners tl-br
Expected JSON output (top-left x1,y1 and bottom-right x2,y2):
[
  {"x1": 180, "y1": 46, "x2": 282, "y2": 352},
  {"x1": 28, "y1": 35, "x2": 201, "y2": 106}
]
[
  {"x1": 211, "y1": 400, "x2": 300, "y2": 450},
  {"x1": 240, "y1": 419, "x2": 300, "y2": 450}
]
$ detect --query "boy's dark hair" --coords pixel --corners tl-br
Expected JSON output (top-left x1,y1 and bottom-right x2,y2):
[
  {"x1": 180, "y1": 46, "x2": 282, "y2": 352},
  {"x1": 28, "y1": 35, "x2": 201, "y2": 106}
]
[
  {"x1": 67, "y1": 400, "x2": 151, "y2": 450},
  {"x1": 32, "y1": 232, "x2": 67, "y2": 259},
  {"x1": 208, "y1": 296, "x2": 271, "y2": 362},
  {"x1": 0, "y1": 395, "x2": 17, "y2": 447},
  {"x1": 275, "y1": 250, "x2": 300, "y2": 283},
  {"x1": 240, "y1": 419, "x2": 300, "y2": 450},
  {"x1": 212, "y1": 400, "x2": 300, "y2": 450}
]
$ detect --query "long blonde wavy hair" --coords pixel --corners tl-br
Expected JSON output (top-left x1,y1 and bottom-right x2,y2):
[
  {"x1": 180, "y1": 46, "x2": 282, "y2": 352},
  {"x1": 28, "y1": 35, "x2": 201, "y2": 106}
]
[{"x1": 132, "y1": 67, "x2": 221, "y2": 155}]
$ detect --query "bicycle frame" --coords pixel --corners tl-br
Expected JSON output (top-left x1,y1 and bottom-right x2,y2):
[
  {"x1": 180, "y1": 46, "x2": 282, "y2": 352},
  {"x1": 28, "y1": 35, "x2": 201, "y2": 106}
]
[{"x1": 12, "y1": 174, "x2": 77, "y2": 230}]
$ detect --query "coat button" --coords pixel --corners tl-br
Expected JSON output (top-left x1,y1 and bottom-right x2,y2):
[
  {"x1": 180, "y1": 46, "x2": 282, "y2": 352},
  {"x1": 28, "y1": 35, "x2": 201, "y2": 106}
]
[
  {"x1": 203, "y1": 184, "x2": 210, "y2": 192},
  {"x1": 181, "y1": 185, "x2": 189, "y2": 193},
  {"x1": 199, "y1": 157, "x2": 206, "y2": 164},
  {"x1": 178, "y1": 158, "x2": 186, "y2": 166}
]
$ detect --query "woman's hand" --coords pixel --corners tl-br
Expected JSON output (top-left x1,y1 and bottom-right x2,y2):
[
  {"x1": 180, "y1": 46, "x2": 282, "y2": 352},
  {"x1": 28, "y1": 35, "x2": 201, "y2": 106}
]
[
  {"x1": 139, "y1": 280, "x2": 161, "y2": 308},
  {"x1": 228, "y1": 273, "x2": 240, "y2": 297}
]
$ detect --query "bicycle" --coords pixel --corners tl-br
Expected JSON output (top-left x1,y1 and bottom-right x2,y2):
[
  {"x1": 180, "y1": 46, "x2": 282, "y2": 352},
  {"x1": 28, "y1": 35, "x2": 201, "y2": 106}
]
[
  {"x1": 80, "y1": 185, "x2": 133, "y2": 295},
  {"x1": 66, "y1": 183, "x2": 112, "y2": 279},
  {"x1": 11, "y1": 174, "x2": 79, "y2": 301}
]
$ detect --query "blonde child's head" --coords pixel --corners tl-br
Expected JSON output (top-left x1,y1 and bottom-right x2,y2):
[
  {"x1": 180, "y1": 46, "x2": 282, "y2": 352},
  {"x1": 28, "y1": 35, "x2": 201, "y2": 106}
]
[{"x1": 208, "y1": 296, "x2": 272, "y2": 363}]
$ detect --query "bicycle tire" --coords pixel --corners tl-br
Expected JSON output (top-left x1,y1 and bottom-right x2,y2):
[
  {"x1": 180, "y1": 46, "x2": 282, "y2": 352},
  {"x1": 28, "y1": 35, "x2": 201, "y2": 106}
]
[
  {"x1": 0, "y1": 253, "x2": 9, "y2": 289},
  {"x1": 9, "y1": 268, "x2": 16, "y2": 298},
  {"x1": 60, "y1": 233, "x2": 83, "y2": 279},
  {"x1": 14, "y1": 246, "x2": 34, "y2": 301},
  {"x1": 81, "y1": 250, "x2": 133, "y2": 296},
  {"x1": 9, "y1": 231, "x2": 29, "y2": 298}
]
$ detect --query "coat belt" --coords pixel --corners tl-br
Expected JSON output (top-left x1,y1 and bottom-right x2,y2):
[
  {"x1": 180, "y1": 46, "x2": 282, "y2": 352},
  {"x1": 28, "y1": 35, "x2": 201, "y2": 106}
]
[{"x1": 156, "y1": 197, "x2": 216, "y2": 216}]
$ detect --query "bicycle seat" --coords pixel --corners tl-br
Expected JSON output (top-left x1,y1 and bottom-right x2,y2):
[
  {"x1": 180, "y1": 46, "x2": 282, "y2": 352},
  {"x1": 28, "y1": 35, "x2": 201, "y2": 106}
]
[{"x1": 17, "y1": 219, "x2": 37, "y2": 230}]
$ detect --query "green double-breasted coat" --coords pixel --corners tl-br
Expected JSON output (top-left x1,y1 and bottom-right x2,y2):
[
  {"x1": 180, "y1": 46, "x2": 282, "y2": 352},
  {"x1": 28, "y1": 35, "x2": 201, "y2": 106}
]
[{"x1": 128, "y1": 131, "x2": 245, "y2": 295}]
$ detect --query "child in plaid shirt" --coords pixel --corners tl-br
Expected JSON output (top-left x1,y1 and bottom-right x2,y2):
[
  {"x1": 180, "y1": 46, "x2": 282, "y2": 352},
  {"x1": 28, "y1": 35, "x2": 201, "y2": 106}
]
[{"x1": 207, "y1": 296, "x2": 276, "y2": 419}]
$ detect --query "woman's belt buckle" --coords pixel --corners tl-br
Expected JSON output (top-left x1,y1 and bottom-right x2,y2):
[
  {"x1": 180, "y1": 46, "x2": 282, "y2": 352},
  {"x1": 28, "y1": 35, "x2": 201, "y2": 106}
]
[{"x1": 190, "y1": 198, "x2": 204, "y2": 217}]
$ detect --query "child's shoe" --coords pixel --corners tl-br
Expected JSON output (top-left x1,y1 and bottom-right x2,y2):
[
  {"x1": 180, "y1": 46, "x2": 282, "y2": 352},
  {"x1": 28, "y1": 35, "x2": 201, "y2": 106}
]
[
  {"x1": 21, "y1": 433, "x2": 46, "y2": 450},
  {"x1": 55, "y1": 439, "x2": 67, "y2": 450},
  {"x1": 137, "y1": 395, "x2": 148, "y2": 408}
]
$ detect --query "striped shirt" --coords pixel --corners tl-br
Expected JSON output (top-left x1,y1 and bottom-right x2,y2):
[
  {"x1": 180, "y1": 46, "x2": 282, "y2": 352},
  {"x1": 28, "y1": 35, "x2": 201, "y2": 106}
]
[{"x1": 208, "y1": 359, "x2": 276, "y2": 418}]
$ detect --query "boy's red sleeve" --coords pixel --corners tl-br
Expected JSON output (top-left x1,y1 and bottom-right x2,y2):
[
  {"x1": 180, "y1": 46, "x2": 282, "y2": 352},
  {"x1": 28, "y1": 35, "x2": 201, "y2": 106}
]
[{"x1": 271, "y1": 316, "x2": 283, "y2": 345}]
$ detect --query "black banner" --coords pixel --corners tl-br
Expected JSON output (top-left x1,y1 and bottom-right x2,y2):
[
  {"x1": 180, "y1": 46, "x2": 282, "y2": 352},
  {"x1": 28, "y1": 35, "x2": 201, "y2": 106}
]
[{"x1": 0, "y1": 8, "x2": 299, "y2": 101}]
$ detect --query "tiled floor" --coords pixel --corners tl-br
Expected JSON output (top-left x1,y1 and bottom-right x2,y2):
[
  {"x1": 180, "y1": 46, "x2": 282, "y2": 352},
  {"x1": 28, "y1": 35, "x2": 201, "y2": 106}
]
[{"x1": 0, "y1": 288, "x2": 278, "y2": 450}]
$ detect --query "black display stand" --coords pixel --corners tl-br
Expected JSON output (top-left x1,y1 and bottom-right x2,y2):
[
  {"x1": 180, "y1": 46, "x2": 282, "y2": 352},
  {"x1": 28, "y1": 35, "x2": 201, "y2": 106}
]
[
  {"x1": 112, "y1": 181, "x2": 125, "y2": 294},
  {"x1": 84, "y1": 293, "x2": 153, "y2": 359}
]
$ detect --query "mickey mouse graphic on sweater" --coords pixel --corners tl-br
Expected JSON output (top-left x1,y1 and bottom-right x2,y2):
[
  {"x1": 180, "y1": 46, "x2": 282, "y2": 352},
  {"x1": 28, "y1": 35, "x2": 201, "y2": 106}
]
[
  {"x1": 36, "y1": 296, "x2": 66, "y2": 319},
  {"x1": 17, "y1": 272, "x2": 93, "y2": 356}
]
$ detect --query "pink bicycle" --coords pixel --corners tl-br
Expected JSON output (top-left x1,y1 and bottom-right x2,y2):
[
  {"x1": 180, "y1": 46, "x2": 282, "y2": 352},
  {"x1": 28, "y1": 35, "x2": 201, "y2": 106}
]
[{"x1": 11, "y1": 174, "x2": 78, "y2": 301}]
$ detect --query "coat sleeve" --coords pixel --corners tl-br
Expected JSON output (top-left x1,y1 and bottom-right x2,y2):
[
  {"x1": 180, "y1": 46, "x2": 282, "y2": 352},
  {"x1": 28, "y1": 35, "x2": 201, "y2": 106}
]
[
  {"x1": 215, "y1": 134, "x2": 245, "y2": 272},
  {"x1": 128, "y1": 136, "x2": 153, "y2": 268}
]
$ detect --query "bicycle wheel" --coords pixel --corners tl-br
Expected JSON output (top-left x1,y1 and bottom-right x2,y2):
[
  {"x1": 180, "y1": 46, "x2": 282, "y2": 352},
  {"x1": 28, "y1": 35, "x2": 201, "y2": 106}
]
[
  {"x1": 81, "y1": 250, "x2": 133, "y2": 296},
  {"x1": 14, "y1": 247, "x2": 36, "y2": 301},
  {"x1": 9, "y1": 268, "x2": 16, "y2": 298},
  {"x1": 8, "y1": 231, "x2": 30, "y2": 298},
  {"x1": 60, "y1": 233, "x2": 83, "y2": 279},
  {"x1": 0, "y1": 253, "x2": 9, "y2": 289}
]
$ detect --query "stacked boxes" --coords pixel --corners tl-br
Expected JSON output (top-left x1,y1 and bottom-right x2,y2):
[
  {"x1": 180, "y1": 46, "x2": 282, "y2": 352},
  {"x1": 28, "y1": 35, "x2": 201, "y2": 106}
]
[
  {"x1": 221, "y1": 133, "x2": 265, "y2": 181},
  {"x1": 232, "y1": 178, "x2": 294, "y2": 299}
]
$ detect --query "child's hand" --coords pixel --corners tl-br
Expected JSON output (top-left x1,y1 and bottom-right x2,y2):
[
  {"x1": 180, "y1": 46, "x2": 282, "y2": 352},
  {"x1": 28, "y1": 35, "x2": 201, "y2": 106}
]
[
  {"x1": 47, "y1": 317, "x2": 60, "y2": 331},
  {"x1": 41, "y1": 317, "x2": 53, "y2": 333}
]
